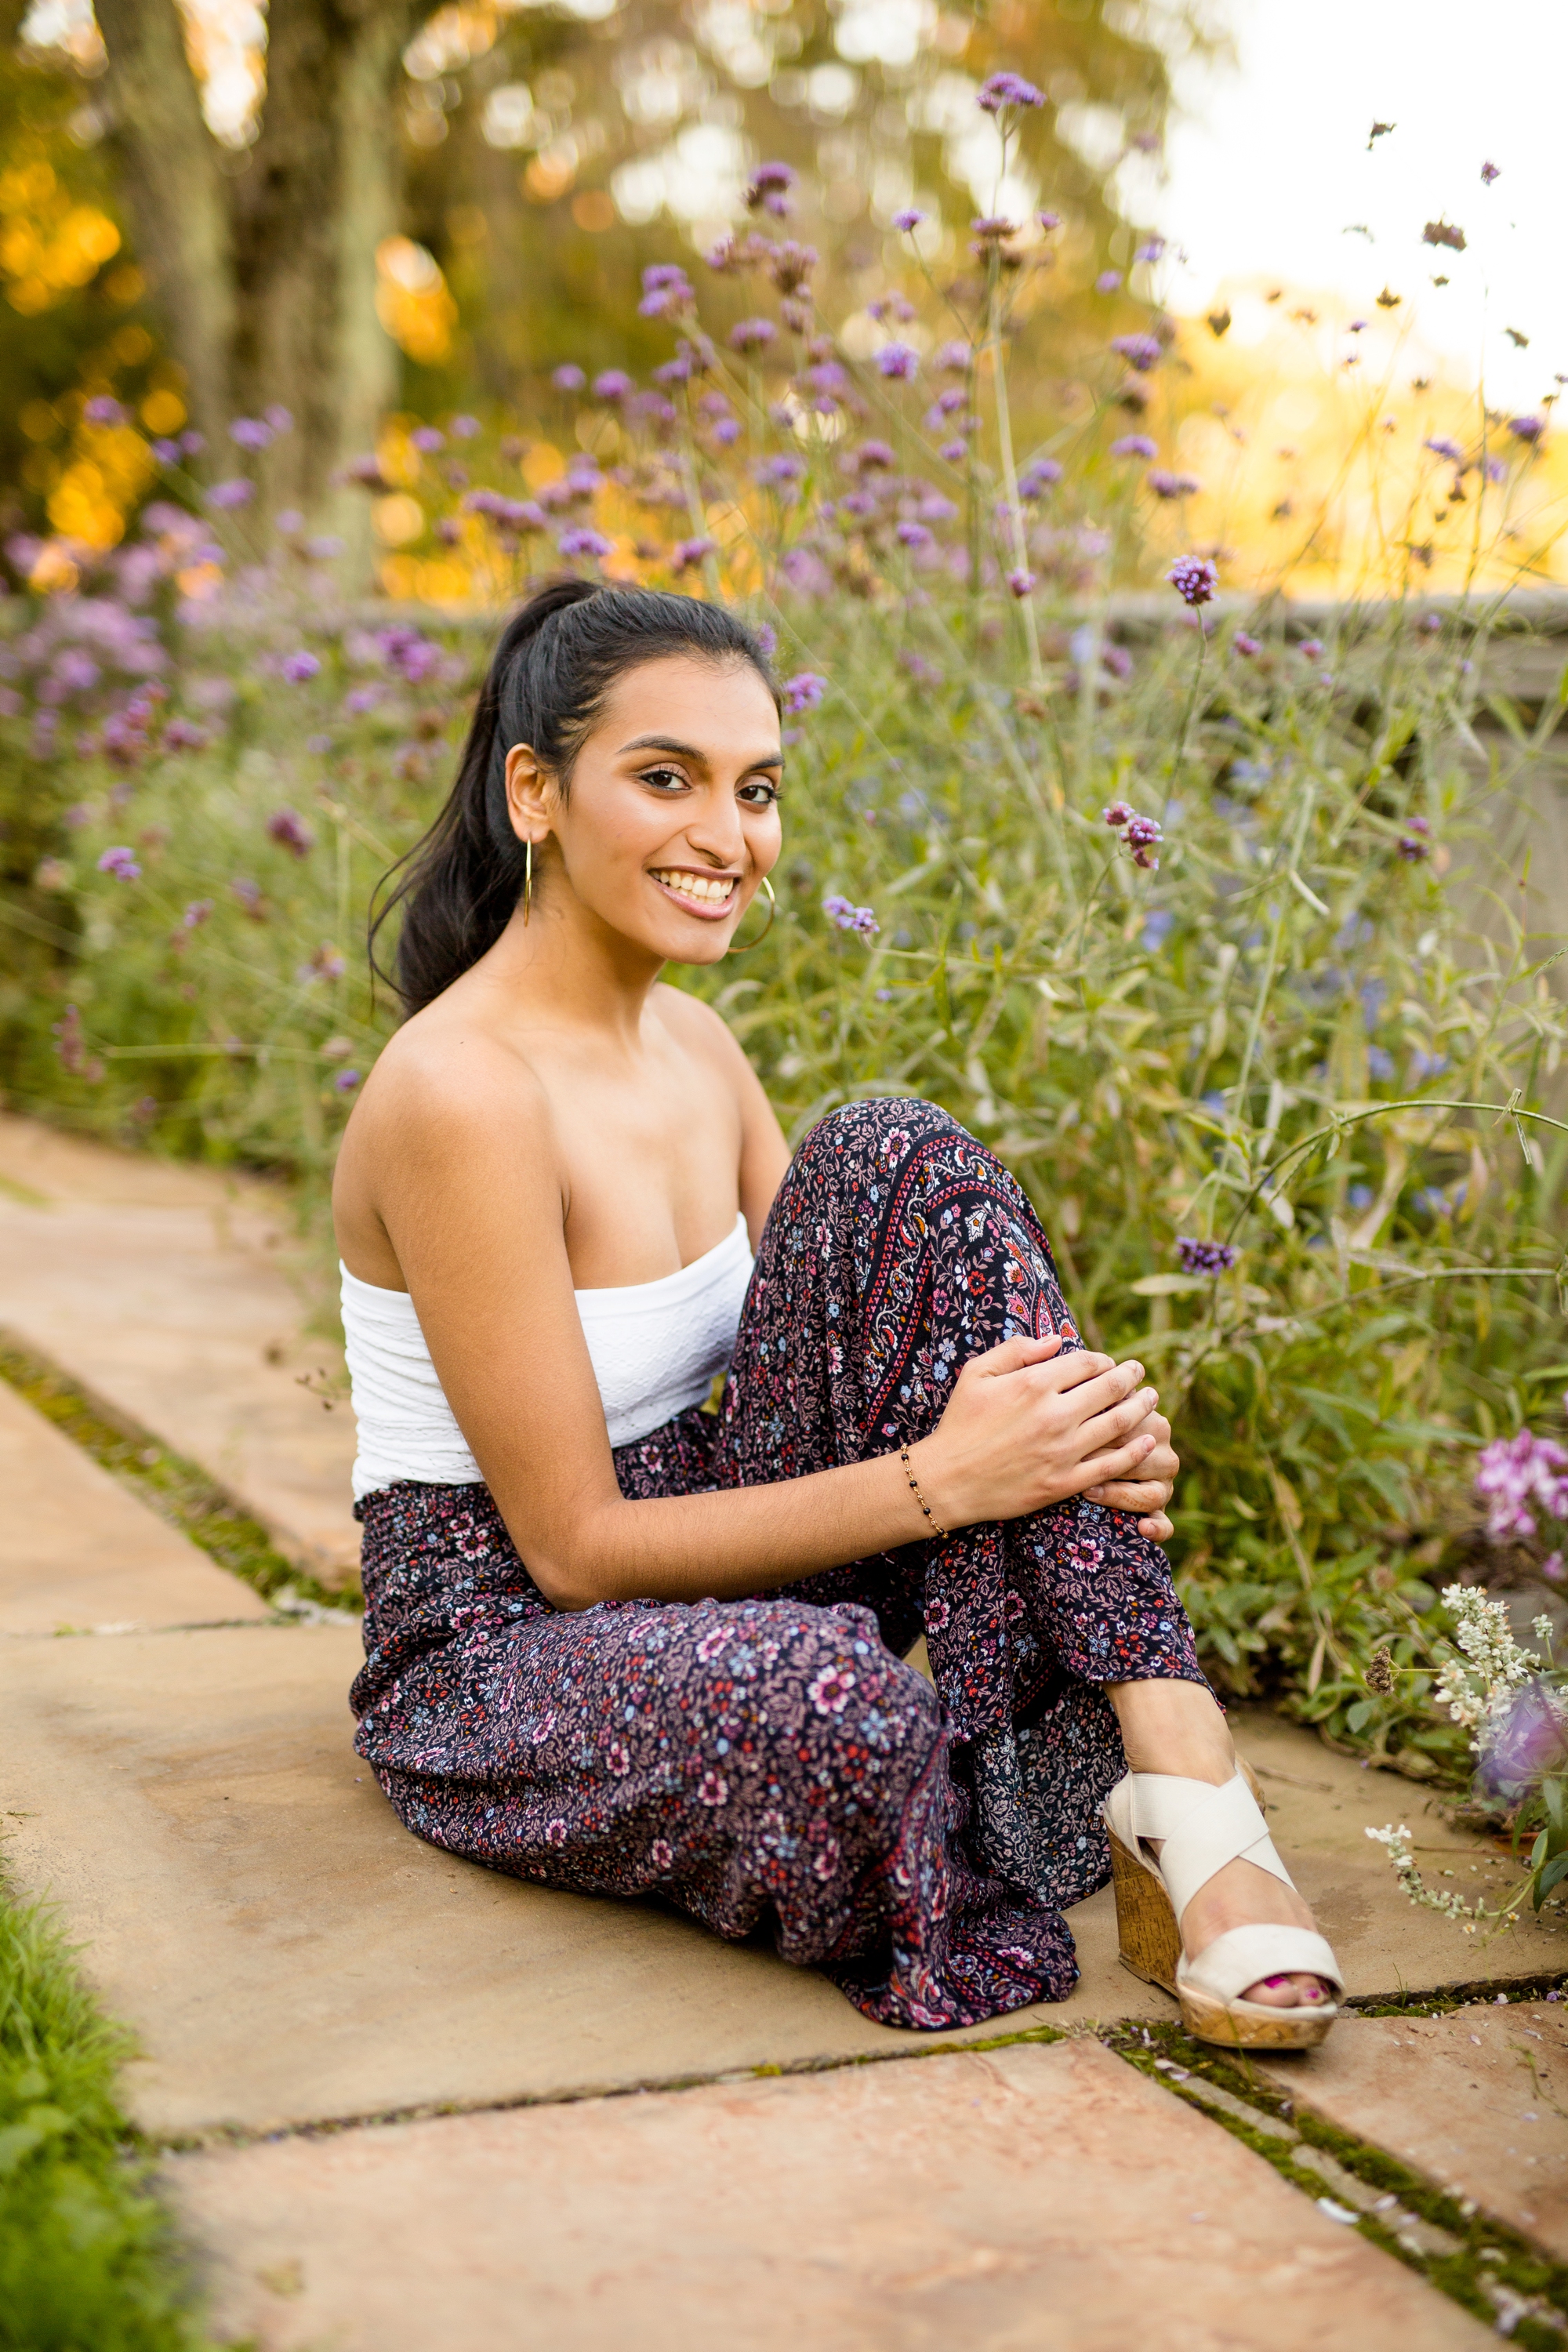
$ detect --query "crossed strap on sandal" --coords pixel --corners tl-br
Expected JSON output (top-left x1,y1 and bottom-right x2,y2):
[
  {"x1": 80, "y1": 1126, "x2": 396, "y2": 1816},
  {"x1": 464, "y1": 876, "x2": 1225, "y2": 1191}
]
[{"x1": 1103, "y1": 1769, "x2": 1343, "y2": 2046}]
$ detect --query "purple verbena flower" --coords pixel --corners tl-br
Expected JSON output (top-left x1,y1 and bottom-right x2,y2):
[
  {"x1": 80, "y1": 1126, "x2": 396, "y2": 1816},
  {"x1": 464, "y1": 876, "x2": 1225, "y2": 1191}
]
[
  {"x1": 1096, "y1": 270, "x2": 1123, "y2": 295},
  {"x1": 1007, "y1": 568, "x2": 1036, "y2": 598},
  {"x1": 877, "y1": 343, "x2": 920, "y2": 379},
  {"x1": 334, "y1": 1069, "x2": 361, "y2": 1094},
  {"x1": 783, "y1": 670, "x2": 827, "y2": 713},
  {"x1": 182, "y1": 899, "x2": 212, "y2": 928},
  {"x1": 1111, "y1": 434, "x2": 1158, "y2": 459},
  {"x1": 1481, "y1": 160, "x2": 1501, "y2": 184},
  {"x1": 1135, "y1": 237, "x2": 1166, "y2": 263},
  {"x1": 1112, "y1": 333, "x2": 1163, "y2": 372},
  {"x1": 1475, "y1": 1428, "x2": 1568, "y2": 1541},
  {"x1": 266, "y1": 406, "x2": 293, "y2": 434},
  {"x1": 933, "y1": 340, "x2": 971, "y2": 374},
  {"x1": 854, "y1": 440, "x2": 896, "y2": 474},
  {"x1": 281, "y1": 651, "x2": 321, "y2": 684},
  {"x1": 1037, "y1": 209, "x2": 1062, "y2": 230},
  {"x1": 553, "y1": 365, "x2": 586, "y2": 393},
  {"x1": 592, "y1": 371, "x2": 633, "y2": 403},
  {"x1": 85, "y1": 395, "x2": 125, "y2": 426},
  {"x1": 1103, "y1": 802, "x2": 1134, "y2": 829},
  {"x1": 1167, "y1": 554, "x2": 1219, "y2": 607},
  {"x1": 96, "y1": 845, "x2": 141, "y2": 880},
  {"x1": 1298, "y1": 637, "x2": 1323, "y2": 659},
  {"x1": 1018, "y1": 458, "x2": 1063, "y2": 499},
  {"x1": 673, "y1": 537, "x2": 714, "y2": 570},
  {"x1": 230, "y1": 417, "x2": 273, "y2": 451},
  {"x1": 410, "y1": 426, "x2": 445, "y2": 453},
  {"x1": 450, "y1": 415, "x2": 480, "y2": 440},
  {"x1": 825, "y1": 893, "x2": 880, "y2": 935},
  {"x1": 1398, "y1": 833, "x2": 1430, "y2": 861},
  {"x1": 1232, "y1": 631, "x2": 1261, "y2": 657},
  {"x1": 729, "y1": 318, "x2": 777, "y2": 352},
  {"x1": 207, "y1": 478, "x2": 254, "y2": 510},
  {"x1": 267, "y1": 808, "x2": 314, "y2": 858},
  {"x1": 1148, "y1": 469, "x2": 1201, "y2": 499},
  {"x1": 1177, "y1": 1236, "x2": 1239, "y2": 1276},
  {"x1": 1509, "y1": 415, "x2": 1545, "y2": 443},
  {"x1": 1425, "y1": 436, "x2": 1465, "y2": 463},
  {"x1": 558, "y1": 527, "x2": 613, "y2": 560},
  {"x1": 970, "y1": 216, "x2": 1018, "y2": 242},
  {"x1": 895, "y1": 520, "x2": 933, "y2": 550},
  {"x1": 977, "y1": 71, "x2": 1044, "y2": 113},
  {"x1": 893, "y1": 209, "x2": 927, "y2": 233}
]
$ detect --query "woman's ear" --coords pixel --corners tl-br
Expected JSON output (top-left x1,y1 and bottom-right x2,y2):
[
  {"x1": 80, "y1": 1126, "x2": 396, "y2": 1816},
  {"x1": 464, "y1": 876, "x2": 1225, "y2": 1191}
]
[{"x1": 504, "y1": 743, "x2": 552, "y2": 844}]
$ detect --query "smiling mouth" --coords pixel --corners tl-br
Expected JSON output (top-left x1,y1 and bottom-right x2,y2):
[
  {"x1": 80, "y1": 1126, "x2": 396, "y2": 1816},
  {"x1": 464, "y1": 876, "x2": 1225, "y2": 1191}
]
[{"x1": 649, "y1": 868, "x2": 739, "y2": 916}]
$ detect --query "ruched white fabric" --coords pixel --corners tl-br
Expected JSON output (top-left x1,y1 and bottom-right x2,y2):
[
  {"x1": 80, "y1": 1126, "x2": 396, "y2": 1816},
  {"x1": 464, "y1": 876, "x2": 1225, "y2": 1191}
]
[{"x1": 341, "y1": 1214, "x2": 753, "y2": 1501}]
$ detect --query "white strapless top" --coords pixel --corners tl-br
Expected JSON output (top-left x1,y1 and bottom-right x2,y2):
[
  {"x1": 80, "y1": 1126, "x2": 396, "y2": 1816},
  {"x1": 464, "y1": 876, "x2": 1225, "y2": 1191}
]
[{"x1": 340, "y1": 1214, "x2": 753, "y2": 1501}]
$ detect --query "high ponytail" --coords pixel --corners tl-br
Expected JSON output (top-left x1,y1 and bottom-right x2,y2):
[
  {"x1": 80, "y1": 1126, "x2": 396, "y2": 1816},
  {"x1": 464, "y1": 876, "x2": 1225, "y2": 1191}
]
[{"x1": 368, "y1": 579, "x2": 777, "y2": 1014}]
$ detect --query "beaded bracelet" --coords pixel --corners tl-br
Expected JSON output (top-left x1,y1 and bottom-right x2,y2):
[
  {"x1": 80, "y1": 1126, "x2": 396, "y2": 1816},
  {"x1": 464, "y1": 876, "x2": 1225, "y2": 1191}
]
[{"x1": 899, "y1": 1442, "x2": 949, "y2": 1540}]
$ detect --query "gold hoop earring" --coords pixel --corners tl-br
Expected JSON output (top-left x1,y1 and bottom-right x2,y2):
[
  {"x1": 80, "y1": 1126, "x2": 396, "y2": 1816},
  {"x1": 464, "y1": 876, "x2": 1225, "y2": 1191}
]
[
  {"x1": 524, "y1": 837, "x2": 533, "y2": 927},
  {"x1": 727, "y1": 873, "x2": 776, "y2": 953}
]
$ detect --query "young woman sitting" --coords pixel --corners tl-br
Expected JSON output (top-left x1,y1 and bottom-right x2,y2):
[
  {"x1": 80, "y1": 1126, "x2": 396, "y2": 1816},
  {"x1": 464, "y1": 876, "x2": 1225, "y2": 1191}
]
[{"x1": 332, "y1": 579, "x2": 1341, "y2": 2048}]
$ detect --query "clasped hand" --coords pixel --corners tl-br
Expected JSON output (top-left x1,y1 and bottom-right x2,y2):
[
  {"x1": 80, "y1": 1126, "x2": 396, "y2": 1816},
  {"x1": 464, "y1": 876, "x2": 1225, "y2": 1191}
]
[{"x1": 913, "y1": 1334, "x2": 1178, "y2": 1544}]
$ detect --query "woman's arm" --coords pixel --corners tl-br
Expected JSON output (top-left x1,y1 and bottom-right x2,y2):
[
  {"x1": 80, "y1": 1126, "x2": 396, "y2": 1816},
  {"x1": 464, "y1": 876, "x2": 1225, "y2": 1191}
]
[{"x1": 367, "y1": 1046, "x2": 1165, "y2": 1612}]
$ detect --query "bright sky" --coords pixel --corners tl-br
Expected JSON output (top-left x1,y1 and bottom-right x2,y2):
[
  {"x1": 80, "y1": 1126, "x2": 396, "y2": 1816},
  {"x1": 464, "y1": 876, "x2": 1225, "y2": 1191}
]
[{"x1": 1135, "y1": 0, "x2": 1568, "y2": 415}]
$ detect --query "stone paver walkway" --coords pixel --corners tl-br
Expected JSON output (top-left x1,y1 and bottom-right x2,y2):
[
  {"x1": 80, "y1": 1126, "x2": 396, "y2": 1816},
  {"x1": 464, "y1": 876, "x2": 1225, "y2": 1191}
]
[
  {"x1": 2, "y1": 1113, "x2": 1563, "y2": 2348},
  {"x1": 1261, "y1": 2000, "x2": 1568, "y2": 2256},
  {"x1": 0, "y1": 1112, "x2": 358, "y2": 1582},
  {"x1": 165, "y1": 2040, "x2": 1491, "y2": 2352}
]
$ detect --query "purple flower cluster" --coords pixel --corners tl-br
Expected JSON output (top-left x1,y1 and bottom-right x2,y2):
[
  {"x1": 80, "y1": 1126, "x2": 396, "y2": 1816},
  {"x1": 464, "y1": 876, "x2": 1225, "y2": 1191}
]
[
  {"x1": 782, "y1": 671, "x2": 826, "y2": 713},
  {"x1": 1232, "y1": 631, "x2": 1261, "y2": 657},
  {"x1": 1148, "y1": 469, "x2": 1200, "y2": 500},
  {"x1": 977, "y1": 71, "x2": 1044, "y2": 113},
  {"x1": 267, "y1": 808, "x2": 314, "y2": 858},
  {"x1": 640, "y1": 263, "x2": 694, "y2": 320},
  {"x1": 877, "y1": 343, "x2": 920, "y2": 380},
  {"x1": 893, "y1": 209, "x2": 927, "y2": 234},
  {"x1": 1167, "y1": 554, "x2": 1219, "y2": 608},
  {"x1": 558, "y1": 527, "x2": 612, "y2": 561},
  {"x1": 1176, "y1": 1236, "x2": 1239, "y2": 1276},
  {"x1": 1475, "y1": 1425, "x2": 1568, "y2": 1541},
  {"x1": 729, "y1": 318, "x2": 777, "y2": 353},
  {"x1": 824, "y1": 894, "x2": 880, "y2": 935},
  {"x1": 1110, "y1": 434, "x2": 1158, "y2": 460},
  {"x1": 1111, "y1": 333, "x2": 1163, "y2": 374},
  {"x1": 1509, "y1": 416, "x2": 1545, "y2": 444},
  {"x1": 281, "y1": 650, "x2": 321, "y2": 684},
  {"x1": 1103, "y1": 801, "x2": 1163, "y2": 869},
  {"x1": 1018, "y1": 458, "x2": 1063, "y2": 499},
  {"x1": 208, "y1": 479, "x2": 255, "y2": 511},
  {"x1": 96, "y1": 844, "x2": 141, "y2": 881},
  {"x1": 746, "y1": 161, "x2": 796, "y2": 218}
]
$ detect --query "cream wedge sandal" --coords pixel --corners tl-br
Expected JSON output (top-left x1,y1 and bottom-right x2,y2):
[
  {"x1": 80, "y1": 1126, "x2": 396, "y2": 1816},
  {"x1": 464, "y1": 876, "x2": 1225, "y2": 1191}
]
[{"x1": 1102, "y1": 1768, "x2": 1342, "y2": 2049}]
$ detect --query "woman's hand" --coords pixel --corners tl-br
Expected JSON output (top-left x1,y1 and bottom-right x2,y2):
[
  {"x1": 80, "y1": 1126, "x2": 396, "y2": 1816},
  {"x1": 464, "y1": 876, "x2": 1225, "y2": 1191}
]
[
  {"x1": 1086, "y1": 1408, "x2": 1178, "y2": 1543},
  {"x1": 913, "y1": 1335, "x2": 1166, "y2": 1534}
]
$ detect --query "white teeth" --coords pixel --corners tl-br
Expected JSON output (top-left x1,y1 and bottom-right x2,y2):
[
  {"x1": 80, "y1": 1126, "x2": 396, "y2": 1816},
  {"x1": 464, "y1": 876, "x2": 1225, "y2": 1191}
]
[{"x1": 654, "y1": 869, "x2": 735, "y2": 906}]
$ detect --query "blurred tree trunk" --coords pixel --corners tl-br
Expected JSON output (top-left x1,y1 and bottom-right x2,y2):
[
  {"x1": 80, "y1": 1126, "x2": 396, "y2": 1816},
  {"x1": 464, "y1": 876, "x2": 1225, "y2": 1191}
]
[{"x1": 94, "y1": 0, "x2": 423, "y2": 552}]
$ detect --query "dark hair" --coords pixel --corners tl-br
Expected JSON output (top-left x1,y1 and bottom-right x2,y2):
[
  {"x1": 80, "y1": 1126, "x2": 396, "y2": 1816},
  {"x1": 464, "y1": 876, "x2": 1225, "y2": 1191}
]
[{"x1": 369, "y1": 578, "x2": 779, "y2": 1013}]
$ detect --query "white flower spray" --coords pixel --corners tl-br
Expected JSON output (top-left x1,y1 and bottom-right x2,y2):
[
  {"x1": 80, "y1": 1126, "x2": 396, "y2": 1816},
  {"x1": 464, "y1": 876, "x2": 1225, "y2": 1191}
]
[{"x1": 1367, "y1": 1586, "x2": 1559, "y2": 1929}]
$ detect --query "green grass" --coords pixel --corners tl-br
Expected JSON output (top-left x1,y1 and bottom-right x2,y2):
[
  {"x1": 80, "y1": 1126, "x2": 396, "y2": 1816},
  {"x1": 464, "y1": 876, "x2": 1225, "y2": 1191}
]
[
  {"x1": 0, "y1": 1876, "x2": 215, "y2": 2352},
  {"x1": 0, "y1": 1331, "x2": 357, "y2": 1614}
]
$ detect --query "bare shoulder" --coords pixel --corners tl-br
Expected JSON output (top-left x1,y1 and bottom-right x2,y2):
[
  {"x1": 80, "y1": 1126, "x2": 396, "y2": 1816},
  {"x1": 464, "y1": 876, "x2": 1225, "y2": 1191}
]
[{"x1": 340, "y1": 1002, "x2": 557, "y2": 1202}]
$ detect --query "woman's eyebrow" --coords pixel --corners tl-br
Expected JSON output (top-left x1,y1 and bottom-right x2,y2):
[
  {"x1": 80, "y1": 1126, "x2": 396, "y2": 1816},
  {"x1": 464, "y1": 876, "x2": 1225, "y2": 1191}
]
[{"x1": 619, "y1": 734, "x2": 784, "y2": 770}]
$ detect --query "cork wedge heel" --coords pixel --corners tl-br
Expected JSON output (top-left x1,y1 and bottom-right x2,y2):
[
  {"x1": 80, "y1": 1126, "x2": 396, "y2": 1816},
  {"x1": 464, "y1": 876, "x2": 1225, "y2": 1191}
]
[{"x1": 1102, "y1": 1765, "x2": 1341, "y2": 2051}]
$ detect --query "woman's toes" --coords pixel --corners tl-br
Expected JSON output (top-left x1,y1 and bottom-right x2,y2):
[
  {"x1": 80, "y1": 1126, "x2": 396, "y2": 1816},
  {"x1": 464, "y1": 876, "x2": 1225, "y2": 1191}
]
[{"x1": 1243, "y1": 1971, "x2": 1332, "y2": 2009}]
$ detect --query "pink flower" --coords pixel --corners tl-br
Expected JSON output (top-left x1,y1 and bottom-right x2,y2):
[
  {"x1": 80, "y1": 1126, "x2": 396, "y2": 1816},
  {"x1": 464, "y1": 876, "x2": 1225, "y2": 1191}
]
[
  {"x1": 543, "y1": 1819, "x2": 568, "y2": 1846},
  {"x1": 97, "y1": 845, "x2": 141, "y2": 880},
  {"x1": 813, "y1": 1838, "x2": 841, "y2": 1880},
  {"x1": 698, "y1": 1769, "x2": 728, "y2": 1806},
  {"x1": 651, "y1": 1838, "x2": 673, "y2": 1869},
  {"x1": 605, "y1": 1740, "x2": 631, "y2": 1777},
  {"x1": 808, "y1": 1663, "x2": 857, "y2": 1715}
]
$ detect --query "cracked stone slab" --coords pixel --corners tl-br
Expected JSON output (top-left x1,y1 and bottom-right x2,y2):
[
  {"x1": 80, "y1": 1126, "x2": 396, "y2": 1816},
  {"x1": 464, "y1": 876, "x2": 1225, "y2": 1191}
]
[
  {"x1": 0, "y1": 1377, "x2": 269, "y2": 1633},
  {"x1": 0, "y1": 1113, "x2": 358, "y2": 1581},
  {"x1": 1257, "y1": 2001, "x2": 1568, "y2": 2259},
  {"x1": 165, "y1": 2037, "x2": 1490, "y2": 2352},
  {"x1": 2, "y1": 1629, "x2": 1562, "y2": 2142}
]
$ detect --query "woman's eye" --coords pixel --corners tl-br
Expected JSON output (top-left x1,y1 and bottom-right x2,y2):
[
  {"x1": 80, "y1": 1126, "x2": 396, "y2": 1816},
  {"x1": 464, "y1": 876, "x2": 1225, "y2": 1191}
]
[
  {"x1": 739, "y1": 779, "x2": 780, "y2": 808},
  {"x1": 641, "y1": 766, "x2": 688, "y2": 793}
]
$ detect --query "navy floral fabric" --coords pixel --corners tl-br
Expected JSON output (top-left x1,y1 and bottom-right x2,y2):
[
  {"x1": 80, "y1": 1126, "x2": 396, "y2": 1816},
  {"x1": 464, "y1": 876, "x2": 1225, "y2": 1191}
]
[{"x1": 350, "y1": 1096, "x2": 1205, "y2": 2029}]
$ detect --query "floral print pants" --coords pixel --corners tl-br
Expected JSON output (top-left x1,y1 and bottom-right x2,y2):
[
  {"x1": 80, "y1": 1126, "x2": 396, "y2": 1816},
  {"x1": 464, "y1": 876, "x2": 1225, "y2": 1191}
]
[{"x1": 350, "y1": 1097, "x2": 1205, "y2": 2030}]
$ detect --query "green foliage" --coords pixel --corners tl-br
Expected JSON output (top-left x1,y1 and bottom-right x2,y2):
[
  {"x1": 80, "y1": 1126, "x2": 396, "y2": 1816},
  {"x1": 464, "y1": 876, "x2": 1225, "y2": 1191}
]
[{"x1": 0, "y1": 1878, "x2": 211, "y2": 2352}]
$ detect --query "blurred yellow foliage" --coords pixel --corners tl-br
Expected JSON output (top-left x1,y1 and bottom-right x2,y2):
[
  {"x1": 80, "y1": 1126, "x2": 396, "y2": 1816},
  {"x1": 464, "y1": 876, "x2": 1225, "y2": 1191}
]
[
  {"x1": 0, "y1": 161, "x2": 120, "y2": 314},
  {"x1": 47, "y1": 422, "x2": 154, "y2": 550},
  {"x1": 375, "y1": 236, "x2": 457, "y2": 365},
  {"x1": 1154, "y1": 284, "x2": 1568, "y2": 597}
]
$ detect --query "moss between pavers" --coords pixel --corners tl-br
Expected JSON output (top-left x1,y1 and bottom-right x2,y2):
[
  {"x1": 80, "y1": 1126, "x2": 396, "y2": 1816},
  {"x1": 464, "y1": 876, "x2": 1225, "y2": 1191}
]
[
  {"x1": 0, "y1": 1329, "x2": 354, "y2": 1616},
  {"x1": 0, "y1": 1869, "x2": 218, "y2": 2352},
  {"x1": 1105, "y1": 2012, "x2": 1568, "y2": 2348}
]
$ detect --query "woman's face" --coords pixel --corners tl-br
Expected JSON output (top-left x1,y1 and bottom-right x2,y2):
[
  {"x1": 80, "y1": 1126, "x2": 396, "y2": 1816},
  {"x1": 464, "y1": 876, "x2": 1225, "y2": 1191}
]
[{"x1": 506, "y1": 652, "x2": 783, "y2": 967}]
